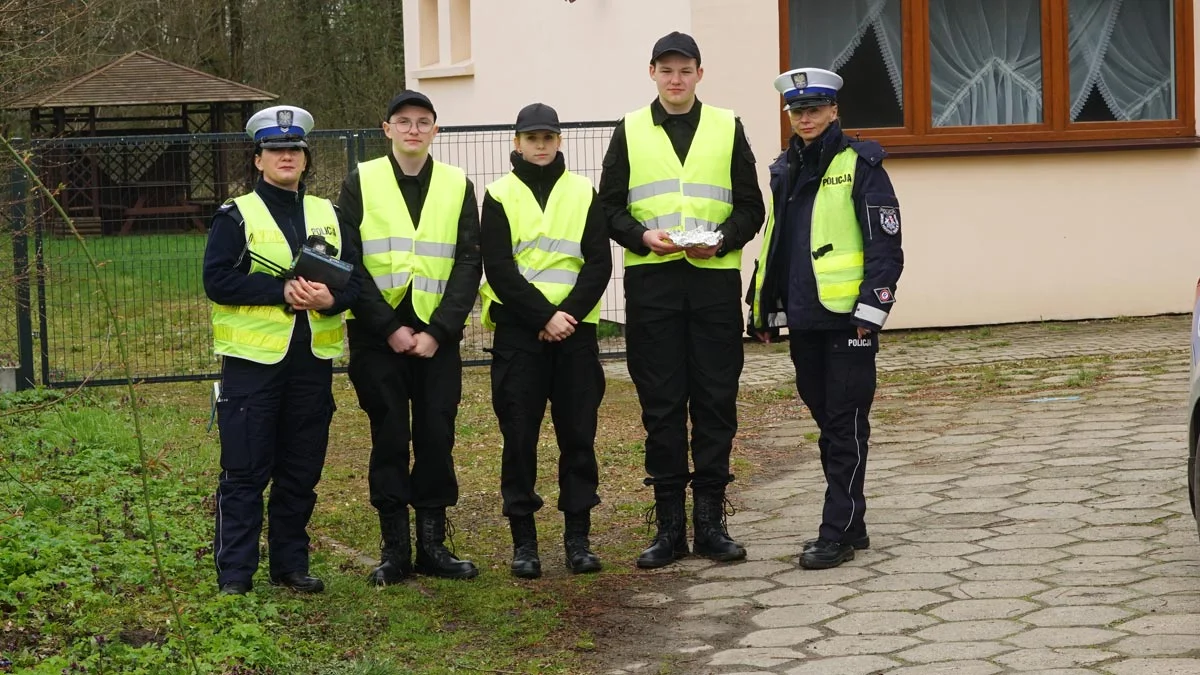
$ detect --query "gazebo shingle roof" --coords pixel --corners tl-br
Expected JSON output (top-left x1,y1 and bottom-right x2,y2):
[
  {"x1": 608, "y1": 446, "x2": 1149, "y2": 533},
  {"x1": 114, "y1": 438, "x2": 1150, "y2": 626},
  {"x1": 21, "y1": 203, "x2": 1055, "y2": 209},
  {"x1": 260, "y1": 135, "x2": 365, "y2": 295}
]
[{"x1": 5, "y1": 51, "x2": 276, "y2": 109}]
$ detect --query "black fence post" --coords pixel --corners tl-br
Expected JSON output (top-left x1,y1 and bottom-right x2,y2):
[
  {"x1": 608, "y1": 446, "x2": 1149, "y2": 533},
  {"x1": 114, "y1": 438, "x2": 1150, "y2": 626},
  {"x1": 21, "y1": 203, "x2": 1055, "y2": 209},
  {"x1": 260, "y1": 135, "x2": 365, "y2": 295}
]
[
  {"x1": 9, "y1": 142, "x2": 34, "y2": 390},
  {"x1": 346, "y1": 132, "x2": 357, "y2": 175}
]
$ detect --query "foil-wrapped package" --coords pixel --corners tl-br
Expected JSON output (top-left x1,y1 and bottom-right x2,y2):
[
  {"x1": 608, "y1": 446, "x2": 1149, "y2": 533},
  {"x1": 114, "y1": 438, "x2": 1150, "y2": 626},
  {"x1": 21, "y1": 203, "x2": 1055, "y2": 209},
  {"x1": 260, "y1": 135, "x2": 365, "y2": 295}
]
[{"x1": 668, "y1": 230, "x2": 723, "y2": 248}]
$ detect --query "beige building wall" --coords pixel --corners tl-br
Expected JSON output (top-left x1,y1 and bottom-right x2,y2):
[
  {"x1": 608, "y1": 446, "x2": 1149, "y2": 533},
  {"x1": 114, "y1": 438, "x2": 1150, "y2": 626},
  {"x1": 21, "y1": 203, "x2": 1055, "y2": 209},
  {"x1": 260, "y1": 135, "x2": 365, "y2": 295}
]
[
  {"x1": 404, "y1": 0, "x2": 695, "y2": 125},
  {"x1": 405, "y1": 0, "x2": 1200, "y2": 330}
]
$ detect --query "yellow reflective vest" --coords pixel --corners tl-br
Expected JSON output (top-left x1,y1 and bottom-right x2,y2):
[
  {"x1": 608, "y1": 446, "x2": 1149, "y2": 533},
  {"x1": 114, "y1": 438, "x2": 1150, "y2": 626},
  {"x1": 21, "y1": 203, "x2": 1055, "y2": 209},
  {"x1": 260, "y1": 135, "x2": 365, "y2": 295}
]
[
  {"x1": 211, "y1": 193, "x2": 345, "y2": 364},
  {"x1": 354, "y1": 156, "x2": 464, "y2": 322},
  {"x1": 479, "y1": 170, "x2": 600, "y2": 330},
  {"x1": 624, "y1": 104, "x2": 738, "y2": 270},
  {"x1": 750, "y1": 146, "x2": 863, "y2": 330},
  {"x1": 809, "y1": 147, "x2": 864, "y2": 313}
]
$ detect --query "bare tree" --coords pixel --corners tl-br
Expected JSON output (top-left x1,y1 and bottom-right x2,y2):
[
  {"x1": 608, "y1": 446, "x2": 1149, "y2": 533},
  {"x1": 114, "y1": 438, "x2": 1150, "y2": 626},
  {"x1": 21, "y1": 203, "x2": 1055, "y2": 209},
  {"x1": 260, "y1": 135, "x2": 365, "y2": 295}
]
[{"x1": 1, "y1": 0, "x2": 407, "y2": 133}]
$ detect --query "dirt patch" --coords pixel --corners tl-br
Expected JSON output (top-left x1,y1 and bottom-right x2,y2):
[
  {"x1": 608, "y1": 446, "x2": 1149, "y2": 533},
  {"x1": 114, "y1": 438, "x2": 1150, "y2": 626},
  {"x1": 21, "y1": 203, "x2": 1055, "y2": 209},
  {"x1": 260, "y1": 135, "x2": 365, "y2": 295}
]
[
  {"x1": 118, "y1": 627, "x2": 165, "y2": 648},
  {"x1": 0, "y1": 621, "x2": 41, "y2": 654},
  {"x1": 557, "y1": 570, "x2": 749, "y2": 675}
]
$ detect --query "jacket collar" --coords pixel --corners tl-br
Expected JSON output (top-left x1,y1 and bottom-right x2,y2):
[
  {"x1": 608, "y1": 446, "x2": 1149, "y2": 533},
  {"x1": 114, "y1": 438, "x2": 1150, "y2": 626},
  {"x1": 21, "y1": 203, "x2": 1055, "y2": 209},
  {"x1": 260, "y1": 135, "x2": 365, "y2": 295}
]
[
  {"x1": 650, "y1": 97, "x2": 703, "y2": 126},
  {"x1": 255, "y1": 177, "x2": 306, "y2": 207},
  {"x1": 509, "y1": 150, "x2": 566, "y2": 186}
]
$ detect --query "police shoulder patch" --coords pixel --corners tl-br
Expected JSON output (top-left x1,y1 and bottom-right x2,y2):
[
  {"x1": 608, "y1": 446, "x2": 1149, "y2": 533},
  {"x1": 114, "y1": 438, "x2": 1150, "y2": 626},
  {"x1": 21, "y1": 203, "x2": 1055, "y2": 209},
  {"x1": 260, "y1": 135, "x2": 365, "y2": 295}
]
[
  {"x1": 874, "y1": 287, "x2": 895, "y2": 304},
  {"x1": 878, "y1": 206, "x2": 900, "y2": 235}
]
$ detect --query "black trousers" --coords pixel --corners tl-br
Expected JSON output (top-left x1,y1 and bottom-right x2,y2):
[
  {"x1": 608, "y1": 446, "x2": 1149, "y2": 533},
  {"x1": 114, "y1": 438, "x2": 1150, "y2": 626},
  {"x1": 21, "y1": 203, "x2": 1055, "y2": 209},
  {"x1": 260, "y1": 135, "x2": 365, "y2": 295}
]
[
  {"x1": 348, "y1": 343, "x2": 462, "y2": 515},
  {"x1": 789, "y1": 328, "x2": 877, "y2": 543},
  {"x1": 490, "y1": 323, "x2": 604, "y2": 518},
  {"x1": 213, "y1": 348, "x2": 334, "y2": 586},
  {"x1": 625, "y1": 262, "x2": 743, "y2": 492}
]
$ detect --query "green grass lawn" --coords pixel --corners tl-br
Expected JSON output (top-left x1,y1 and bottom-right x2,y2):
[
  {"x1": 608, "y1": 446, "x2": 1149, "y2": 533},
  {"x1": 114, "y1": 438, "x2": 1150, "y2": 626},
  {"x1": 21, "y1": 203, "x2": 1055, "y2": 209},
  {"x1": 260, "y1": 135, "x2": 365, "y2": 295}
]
[{"x1": 0, "y1": 355, "x2": 803, "y2": 675}]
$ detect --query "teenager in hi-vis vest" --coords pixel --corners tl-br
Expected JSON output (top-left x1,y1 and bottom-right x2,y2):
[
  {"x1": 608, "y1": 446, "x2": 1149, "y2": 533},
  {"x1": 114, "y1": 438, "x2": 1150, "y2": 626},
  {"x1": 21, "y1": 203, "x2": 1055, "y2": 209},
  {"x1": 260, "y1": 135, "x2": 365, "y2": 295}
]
[
  {"x1": 748, "y1": 68, "x2": 904, "y2": 570},
  {"x1": 204, "y1": 105, "x2": 361, "y2": 595},
  {"x1": 337, "y1": 90, "x2": 483, "y2": 584},
  {"x1": 479, "y1": 103, "x2": 612, "y2": 579},
  {"x1": 598, "y1": 32, "x2": 765, "y2": 569}
]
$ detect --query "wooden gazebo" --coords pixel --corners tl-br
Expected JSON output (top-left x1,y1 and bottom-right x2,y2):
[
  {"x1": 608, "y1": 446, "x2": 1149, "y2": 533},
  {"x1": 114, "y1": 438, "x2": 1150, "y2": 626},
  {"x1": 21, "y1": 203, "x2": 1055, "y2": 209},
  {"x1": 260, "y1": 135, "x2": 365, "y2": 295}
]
[{"x1": 4, "y1": 51, "x2": 277, "y2": 234}]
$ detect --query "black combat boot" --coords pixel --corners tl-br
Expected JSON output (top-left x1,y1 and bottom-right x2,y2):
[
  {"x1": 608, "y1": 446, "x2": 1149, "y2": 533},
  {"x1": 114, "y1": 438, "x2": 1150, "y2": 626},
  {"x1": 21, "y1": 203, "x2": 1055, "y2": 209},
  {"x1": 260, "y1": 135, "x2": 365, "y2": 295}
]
[
  {"x1": 368, "y1": 509, "x2": 412, "y2": 586},
  {"x1": 509, "y1": 515, "x2": 541, "y2": 579},
  {"x1": 635, "y1": 489, "x2": 688, "y2": 569},
  {"x1": 563, "y1": 511, "x2": 601, "y2": 574},
  {"x1": 692, "y1": 489, "x2": 747, "y2": 562},
  {"x1": 414, "y1": 508, "x2": 479, "y2": 579}
]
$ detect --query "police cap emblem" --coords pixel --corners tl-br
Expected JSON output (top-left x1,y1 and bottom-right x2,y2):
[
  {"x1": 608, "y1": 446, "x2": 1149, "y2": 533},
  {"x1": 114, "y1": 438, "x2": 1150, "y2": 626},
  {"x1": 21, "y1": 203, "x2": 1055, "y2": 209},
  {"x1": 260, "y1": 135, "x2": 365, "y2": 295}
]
[
  {"x1": 791, "y1": 72, "x2": 808, "y2": 89},
  {"x1": 276, "y1": 109, "x2": 293, "y2": 131}
]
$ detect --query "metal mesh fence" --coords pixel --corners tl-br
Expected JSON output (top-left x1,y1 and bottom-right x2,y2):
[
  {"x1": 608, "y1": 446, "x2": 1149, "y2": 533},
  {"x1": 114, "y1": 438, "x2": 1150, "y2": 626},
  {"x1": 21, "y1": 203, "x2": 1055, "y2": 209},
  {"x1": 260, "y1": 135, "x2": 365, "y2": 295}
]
[{"x1": 2, "y1": 122, "x2": 621, "y2": 387}]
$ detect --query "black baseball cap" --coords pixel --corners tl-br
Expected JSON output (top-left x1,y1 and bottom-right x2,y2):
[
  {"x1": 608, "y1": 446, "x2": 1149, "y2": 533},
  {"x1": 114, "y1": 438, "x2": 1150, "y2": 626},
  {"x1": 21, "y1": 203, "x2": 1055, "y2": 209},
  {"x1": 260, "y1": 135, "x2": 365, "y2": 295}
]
[
  {"x1": 651, "y1": 31, "x2": 701, "y2": 66},
  {"x1": 386, "y1": 90, "x2": 437, "y2": 121},
  {"x1": 514, "y1": 103, "x2": 561, "y2": 134}
]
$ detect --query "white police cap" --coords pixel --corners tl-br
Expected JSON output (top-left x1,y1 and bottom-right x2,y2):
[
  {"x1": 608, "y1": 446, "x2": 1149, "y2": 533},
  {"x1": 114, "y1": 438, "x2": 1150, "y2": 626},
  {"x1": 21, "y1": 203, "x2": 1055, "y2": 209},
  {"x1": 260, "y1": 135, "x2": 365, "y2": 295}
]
[
  {"x1": 245, "y1": 105, "x2": 314, "y2": 148},
  {"x1": 773, "y1": 68, "x2": 843, "y2": 111}
]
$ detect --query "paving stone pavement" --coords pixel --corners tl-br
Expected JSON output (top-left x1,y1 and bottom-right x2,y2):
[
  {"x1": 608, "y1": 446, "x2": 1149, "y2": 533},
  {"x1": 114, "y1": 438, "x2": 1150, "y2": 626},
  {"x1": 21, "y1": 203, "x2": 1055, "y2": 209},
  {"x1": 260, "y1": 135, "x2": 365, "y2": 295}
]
[
  {"x1": 605, "y1": 315, "x2": 1200, "y2": 674},
  {"x1": 602, "y1": 315, "x2": 1193, "y2": 388}
]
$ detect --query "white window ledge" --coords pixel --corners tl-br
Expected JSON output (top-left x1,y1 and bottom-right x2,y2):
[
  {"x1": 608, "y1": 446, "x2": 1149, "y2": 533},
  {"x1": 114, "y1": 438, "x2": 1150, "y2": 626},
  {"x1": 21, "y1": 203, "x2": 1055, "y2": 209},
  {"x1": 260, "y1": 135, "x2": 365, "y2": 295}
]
[{"x1": 410, "y1": 61, "x2": 475, "y2": 79}]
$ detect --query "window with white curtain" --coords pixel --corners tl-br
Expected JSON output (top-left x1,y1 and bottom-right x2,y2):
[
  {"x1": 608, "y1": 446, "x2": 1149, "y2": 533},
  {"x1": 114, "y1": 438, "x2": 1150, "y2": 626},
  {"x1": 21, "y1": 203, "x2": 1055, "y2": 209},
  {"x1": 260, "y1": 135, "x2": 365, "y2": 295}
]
[
  {"x1": 1069, "y1": 0, "x2": 1176, "y2": 122},
  {"x1": 780, "y1": 0, "x2": 1191, "y2": 148},
  {"x1": 928, "y1": 0, "x2": 1043, "y2": 127},
  {"x1": 788, "y1": 0, "x2": 904, "y2": 129}
]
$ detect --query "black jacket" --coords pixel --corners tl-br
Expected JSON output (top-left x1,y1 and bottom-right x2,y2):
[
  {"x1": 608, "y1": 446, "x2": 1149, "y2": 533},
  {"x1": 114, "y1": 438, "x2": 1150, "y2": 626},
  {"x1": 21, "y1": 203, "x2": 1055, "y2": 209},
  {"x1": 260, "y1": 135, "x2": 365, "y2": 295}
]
[
  {"x1": 203, "y1": 178, "x2": 362, "y2": 347},
  {"x1": 598, "y1": 97, "x2": 764, "y2": 259},
  {"x1": 480, "y1": 151, "x2": 612, "y2": 347},
  {"x1": 337, "y1": 153, "x2": 482, "y2": 349},
  {"x1": 748, "y1": 122, "x2": 904, "y2": 334}
]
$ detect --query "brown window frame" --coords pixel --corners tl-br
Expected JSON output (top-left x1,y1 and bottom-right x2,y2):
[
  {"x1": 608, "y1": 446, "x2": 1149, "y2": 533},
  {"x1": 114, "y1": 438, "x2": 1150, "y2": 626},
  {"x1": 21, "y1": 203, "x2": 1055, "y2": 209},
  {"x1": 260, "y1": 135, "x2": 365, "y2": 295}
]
[{"x1": 778, "y1": 0, "x2": 1198, "y2": 156}]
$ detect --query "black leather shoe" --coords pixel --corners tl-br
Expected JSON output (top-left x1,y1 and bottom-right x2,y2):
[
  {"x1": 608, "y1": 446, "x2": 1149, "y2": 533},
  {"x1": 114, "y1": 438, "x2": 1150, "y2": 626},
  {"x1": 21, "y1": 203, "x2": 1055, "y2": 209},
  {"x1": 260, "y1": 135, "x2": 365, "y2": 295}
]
[
  {"x1": 803, "y1": 534, "x2": 870, "y2": 552},
  {"x1": 800, "y1": 539, "x2": 855, "y2": 570},
  {"x1": 270, "y1": 571, "x2": 325, "y2": 593},
  {"x1": 219, "y1": 581, "x2": 251, "y2": 595},
  {"x1": 509, "y1": 515, "x2": 541, "y2": 579}
]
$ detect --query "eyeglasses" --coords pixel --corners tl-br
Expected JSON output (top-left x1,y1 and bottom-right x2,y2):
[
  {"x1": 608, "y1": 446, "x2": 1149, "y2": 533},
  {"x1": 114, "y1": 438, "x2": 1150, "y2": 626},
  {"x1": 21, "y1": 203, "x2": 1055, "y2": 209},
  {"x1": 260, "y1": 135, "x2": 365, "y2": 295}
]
[{"x1": 388, "y1": 118, "x2": 435, "y2": 133}]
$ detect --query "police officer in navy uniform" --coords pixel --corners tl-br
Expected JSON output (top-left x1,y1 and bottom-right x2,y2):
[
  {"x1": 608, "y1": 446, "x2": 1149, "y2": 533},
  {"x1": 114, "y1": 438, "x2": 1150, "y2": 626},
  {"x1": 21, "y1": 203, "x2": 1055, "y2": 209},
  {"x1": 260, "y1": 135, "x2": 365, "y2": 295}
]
[
  {"x1": 204, "y1": 105, "x2": 361, "y2": 594},
  {"x1": 747, "y1": 69, "x2": 903, "y2": 570},
  {"x1": 599, "y1": 32, "x2": 764, "y2": 568}
]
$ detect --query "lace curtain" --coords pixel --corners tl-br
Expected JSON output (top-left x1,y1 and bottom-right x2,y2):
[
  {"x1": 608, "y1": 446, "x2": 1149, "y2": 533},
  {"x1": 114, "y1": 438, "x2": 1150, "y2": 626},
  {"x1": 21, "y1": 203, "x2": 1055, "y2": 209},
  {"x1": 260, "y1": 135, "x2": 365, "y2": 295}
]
[
  {"x1": 788, "y1": 0, "x2": 904, "y2": 109},
  {"x1": 1068, "y1": 0, "x2": 1175, "y2": 121},
  {"x1": 928, "y1": 0, "x2": 1043, "y2": 127},
  {"x1": 788, "y1": 0, "x2": 1175, "y2": 127}
]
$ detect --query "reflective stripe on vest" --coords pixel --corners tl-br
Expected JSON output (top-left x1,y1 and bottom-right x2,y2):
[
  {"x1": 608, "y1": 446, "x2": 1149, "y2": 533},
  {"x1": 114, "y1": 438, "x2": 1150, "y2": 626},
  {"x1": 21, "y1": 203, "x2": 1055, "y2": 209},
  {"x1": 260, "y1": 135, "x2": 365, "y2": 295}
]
[
  {"x1": 354, "y1": 156, "x2": 464, "y2": 323},
  {"x1": 624, "y1": 104, "x2": 738, "y2": 270},
  {"x1": 811, "y1": 147, "x2": 864, "y2": 313},
  {"x1": 749, "y1": 194, "x2": 788, "y2": 331},
  {"x1": 479, "y1": 170, "x2": 600, "y2": 330},
  {"x1": 211, "y1": 193, "x2": 345, "y2": 364}
]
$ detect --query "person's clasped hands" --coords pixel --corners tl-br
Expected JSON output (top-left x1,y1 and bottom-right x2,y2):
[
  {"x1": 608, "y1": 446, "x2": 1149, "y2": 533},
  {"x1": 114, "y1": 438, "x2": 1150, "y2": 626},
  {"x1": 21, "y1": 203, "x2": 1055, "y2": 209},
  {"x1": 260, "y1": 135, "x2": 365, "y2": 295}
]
[
  {"x1": 538, "y1": 310, "x2": 577, "y2": 342},
  {"x1": 284, "y1": 277, "x2": 334, "y2": 312},
  {"x1": 385, "y1": 325, "x2": 439, "y2": 358}
]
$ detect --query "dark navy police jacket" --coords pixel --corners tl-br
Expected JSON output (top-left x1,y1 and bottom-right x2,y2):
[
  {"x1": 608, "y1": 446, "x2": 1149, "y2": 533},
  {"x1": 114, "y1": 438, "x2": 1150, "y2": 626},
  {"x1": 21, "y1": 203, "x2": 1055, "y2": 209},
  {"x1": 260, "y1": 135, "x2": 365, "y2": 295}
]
[{"x1": 747, "y1": 122, "x2": 904, "y2": 335}]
